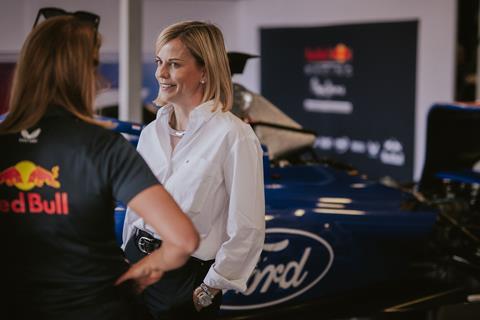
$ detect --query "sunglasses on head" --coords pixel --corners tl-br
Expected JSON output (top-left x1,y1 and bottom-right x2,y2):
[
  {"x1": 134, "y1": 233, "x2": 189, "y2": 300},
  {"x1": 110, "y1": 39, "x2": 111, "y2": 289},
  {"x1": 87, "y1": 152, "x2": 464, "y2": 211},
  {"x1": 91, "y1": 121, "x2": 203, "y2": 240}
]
[{"x1": 33, "y1": 7, "x2": 100, "y2": 44}]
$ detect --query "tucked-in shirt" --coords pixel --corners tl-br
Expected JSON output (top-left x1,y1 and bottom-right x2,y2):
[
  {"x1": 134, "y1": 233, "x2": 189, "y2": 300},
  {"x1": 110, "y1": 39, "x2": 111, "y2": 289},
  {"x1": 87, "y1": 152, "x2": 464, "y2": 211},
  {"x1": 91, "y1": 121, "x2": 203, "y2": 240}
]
[
  {"x1": 122, "y1": 100, "x2": 265, "y2": 292},
  {"x1": 0, "y1": 107, "x2": 159, "y2": 316}
]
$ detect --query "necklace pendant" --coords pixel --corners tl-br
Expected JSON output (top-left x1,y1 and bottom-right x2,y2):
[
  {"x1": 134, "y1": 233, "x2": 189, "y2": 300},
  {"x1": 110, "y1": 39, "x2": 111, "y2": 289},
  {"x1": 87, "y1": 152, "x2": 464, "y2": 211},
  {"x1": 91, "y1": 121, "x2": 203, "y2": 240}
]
[{"x1": 168, "y1": 126, "x2": 186, "y2": 138}]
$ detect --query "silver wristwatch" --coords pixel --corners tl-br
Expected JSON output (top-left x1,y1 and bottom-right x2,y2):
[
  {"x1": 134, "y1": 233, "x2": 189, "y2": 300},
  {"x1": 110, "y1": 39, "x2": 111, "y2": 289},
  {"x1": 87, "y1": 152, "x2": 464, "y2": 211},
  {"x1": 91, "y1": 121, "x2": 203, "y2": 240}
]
[{"x1": 197, "y1": 283, "x2": 215, "y2": 307}]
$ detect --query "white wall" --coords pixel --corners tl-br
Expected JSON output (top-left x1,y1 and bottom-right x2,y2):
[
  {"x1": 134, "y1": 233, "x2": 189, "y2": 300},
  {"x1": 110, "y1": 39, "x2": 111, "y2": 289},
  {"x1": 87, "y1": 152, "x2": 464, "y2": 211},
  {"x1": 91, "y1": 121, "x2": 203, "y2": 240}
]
[
  {"x1": 143, "y1": 0, "x2": 239, "y2": 59},
  {"x1": 0, "y1": 0, "x2": 119, "y2": 59},
  {"x1": 0, "y1": 0, "x2": 457, "y2": 180}
]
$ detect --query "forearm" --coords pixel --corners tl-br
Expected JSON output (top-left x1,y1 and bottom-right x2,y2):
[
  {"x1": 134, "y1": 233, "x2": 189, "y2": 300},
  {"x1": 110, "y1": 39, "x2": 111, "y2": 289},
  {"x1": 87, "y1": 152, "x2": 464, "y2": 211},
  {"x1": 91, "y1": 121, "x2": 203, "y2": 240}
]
[{"x1": 148, "y1": 240, "x2": 192, "y2": 271}]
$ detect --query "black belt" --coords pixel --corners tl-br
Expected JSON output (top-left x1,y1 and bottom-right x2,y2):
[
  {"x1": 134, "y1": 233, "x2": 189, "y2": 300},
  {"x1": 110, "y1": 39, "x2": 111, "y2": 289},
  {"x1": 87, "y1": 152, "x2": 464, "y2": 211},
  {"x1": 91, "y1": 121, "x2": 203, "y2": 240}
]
[
  {"x1": 134, "y1": 228, "x2": 162, "y2": 255},
  {"x1": 133, "y1": 228, "x2": 214, "y2": 266}
]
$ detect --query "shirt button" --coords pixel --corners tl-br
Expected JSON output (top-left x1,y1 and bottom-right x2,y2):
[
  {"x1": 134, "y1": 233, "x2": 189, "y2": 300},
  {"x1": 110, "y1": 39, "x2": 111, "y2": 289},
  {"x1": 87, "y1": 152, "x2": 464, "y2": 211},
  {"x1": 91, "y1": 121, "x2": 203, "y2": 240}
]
[{"x1": 186, "y1": 160, "x2": 190, "y2": 163}]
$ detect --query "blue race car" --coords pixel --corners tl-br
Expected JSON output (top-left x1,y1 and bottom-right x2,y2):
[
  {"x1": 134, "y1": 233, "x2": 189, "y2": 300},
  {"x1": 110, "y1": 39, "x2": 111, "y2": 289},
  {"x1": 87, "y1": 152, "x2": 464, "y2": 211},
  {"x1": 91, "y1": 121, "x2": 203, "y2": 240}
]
[{"x1": 104, "y1": 87, "x2": 480, "y2": 319}]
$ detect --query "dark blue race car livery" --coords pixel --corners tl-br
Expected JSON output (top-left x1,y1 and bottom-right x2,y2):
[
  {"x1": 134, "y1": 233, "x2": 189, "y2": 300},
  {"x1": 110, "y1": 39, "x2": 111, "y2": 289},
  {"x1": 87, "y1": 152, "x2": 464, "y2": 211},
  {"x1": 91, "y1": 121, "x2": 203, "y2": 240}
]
[{"x1": 101, "y1": 99, "x2": 480, "y2": 319}]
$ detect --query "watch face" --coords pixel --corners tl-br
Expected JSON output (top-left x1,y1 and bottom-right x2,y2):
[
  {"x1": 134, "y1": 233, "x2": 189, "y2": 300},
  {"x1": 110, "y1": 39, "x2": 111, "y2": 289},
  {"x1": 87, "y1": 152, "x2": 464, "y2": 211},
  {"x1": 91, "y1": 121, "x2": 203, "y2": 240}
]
[{"x1": 198, "y1": 291, "x2": 213, "y2": 307}]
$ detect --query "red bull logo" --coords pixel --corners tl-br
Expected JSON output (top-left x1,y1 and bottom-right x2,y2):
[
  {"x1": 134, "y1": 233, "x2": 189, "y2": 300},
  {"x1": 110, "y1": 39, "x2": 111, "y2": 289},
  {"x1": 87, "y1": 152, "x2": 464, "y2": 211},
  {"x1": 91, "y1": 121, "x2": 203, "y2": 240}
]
[
  {"x1": 304, "y1": 44, "x2": 353, "y2": 63},
  {"x1": 0, "y1": 161, "x2": 60, "y2": 191},
  {"x1": 0, "y1": 161, "x2": 69, "y2": 215}
]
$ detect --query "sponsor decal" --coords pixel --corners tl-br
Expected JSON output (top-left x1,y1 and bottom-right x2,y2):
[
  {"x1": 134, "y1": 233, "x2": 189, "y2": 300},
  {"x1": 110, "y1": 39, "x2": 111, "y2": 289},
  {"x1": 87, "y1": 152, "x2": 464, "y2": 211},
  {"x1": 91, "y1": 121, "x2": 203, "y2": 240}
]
[
  {"x1": 0, "y1": 192, "x2": 69, "y2": 215},
  {"x1": 367, "y1": 141, "x2": 381, "y2": 158},
  {"x1": 0, "y1": 161, "x2": 60, "y2": 191},
  {"x1": 221, "y1": 228, "x2": 334, "y2": 310},
  {"x1": 309, "y1": 78, "x2": 346, "y2": 98},
  {"x1": 334, "y1": 136, "x2": 350, "y2": 154},
  {"x1": 350, "y1": 140, "x2": 366, "y2": 153},
  {"x1": 19, "y1": 128, "x2": 41, "y2": 143},
  {"x1": 303, "y1": 99, "x2": 352, "y2": 114},
  {"x1": 0, "y1": 161, "x2": 69, "y2": 215},
  {"x1": 302, "y1": 44, "x2": 354, "y2": 114},
  {"x1": 304, "y1": 61, "x2": 353, "y2": 78},
  {"x1": 380, "y1": 138, "x2": 405, "y2": 166},
  {"x1": 304, "y1": 44, "x2": 353, "y2": 63},
  {"x1": 314, "y1": 136, "x2": 405, "y2": 167}
]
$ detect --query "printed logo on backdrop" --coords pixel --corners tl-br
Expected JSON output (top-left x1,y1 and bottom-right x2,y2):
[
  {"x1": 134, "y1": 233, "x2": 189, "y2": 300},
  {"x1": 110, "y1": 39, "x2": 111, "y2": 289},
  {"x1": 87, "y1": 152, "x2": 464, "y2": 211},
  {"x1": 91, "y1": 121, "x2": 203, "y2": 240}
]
[
  {"x1": 303, "y1": 44, "x2": 353, "y2": 115},
  {"x1": 221, "y1": 228, "x2": 334, "y2": 310},
  {"x1": 314, "y1": 136, "x2": 405, "y2": 166}
]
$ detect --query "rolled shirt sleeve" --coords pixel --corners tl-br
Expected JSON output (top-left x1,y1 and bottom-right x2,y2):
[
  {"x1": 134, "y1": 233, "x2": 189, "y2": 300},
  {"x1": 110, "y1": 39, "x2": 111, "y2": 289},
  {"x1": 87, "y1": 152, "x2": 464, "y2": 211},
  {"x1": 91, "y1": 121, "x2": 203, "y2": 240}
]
[{"x1": 203, "y1": 135, "x2": 266, "y2": 292}]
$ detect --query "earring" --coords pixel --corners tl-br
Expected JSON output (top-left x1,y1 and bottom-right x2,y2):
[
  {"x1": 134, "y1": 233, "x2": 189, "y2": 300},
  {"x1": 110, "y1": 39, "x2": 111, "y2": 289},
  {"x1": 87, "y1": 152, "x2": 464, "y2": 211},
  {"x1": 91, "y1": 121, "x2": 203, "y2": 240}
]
[{"x1": 200, "y1": 79, "x2": 206, "y2": 84}]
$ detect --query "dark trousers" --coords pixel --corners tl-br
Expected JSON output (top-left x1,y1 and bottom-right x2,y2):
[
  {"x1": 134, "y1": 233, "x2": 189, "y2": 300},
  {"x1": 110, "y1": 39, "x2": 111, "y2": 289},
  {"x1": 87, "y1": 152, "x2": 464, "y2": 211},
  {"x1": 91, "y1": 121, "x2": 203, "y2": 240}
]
[{"x1": 125, "y1": 233, "x2": 222, "y2": 320}]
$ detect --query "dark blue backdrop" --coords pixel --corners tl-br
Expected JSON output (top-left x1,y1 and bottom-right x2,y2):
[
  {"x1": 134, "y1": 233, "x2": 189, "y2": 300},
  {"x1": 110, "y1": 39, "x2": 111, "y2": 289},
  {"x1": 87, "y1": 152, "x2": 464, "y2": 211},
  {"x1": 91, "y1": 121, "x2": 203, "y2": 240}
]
[{"x1": 261, "y1": 21, "x2": 418, "y2": 182}]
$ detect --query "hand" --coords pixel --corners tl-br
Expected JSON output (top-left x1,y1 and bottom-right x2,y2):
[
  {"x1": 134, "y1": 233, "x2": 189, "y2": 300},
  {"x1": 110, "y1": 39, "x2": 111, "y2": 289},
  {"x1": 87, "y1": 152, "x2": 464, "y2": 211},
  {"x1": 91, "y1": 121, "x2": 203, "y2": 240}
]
[
  {"x1": 192, "y1": 283, "x2": 221, "y2": 311},
  {"x1": 115, "y1": 255, "x2": 165, "y2": 293}
]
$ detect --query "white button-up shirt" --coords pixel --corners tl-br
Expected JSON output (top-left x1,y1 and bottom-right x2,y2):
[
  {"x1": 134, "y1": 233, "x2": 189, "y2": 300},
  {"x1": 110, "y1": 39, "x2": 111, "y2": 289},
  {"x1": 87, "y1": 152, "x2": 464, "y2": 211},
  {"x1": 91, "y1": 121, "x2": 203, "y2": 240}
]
[{"x1": 122, "y1": 100, "x2": 265, "y2": 292}]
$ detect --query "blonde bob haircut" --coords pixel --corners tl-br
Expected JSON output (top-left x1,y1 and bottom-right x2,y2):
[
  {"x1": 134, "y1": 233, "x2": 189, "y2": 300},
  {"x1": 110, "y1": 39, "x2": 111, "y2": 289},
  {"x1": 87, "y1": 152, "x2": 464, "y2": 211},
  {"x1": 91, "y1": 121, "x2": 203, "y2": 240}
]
[
  {"x1": 0, "y1": 16, "x2": 101, "y2": 134},
  {"x1": 154, "y1": 21, "x2": 233, "y2": 112}
]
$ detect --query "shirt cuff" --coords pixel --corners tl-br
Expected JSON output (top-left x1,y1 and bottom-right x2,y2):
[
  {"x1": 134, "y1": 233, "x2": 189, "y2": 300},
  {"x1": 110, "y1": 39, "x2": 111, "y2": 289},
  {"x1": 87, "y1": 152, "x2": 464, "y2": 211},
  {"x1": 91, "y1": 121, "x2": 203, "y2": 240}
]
[{"x1": 203, "y1": 265, "x2": 247, "y2": 292}]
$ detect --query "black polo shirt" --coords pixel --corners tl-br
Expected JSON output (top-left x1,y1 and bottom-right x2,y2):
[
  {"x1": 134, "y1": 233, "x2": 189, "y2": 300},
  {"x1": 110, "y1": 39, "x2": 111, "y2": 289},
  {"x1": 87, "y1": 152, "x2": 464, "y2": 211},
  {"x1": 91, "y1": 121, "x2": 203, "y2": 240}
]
[{"x1": 0, "y1": 107, "x2": 159, "y2": 317}]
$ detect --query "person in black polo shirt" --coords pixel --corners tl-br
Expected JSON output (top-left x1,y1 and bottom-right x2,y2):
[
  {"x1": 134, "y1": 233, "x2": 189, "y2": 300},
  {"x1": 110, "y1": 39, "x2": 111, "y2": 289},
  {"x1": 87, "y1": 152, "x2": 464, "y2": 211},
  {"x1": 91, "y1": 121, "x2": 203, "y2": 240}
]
[{"x1": 0, "y1": 8, "x2": 199, "y2": 320}]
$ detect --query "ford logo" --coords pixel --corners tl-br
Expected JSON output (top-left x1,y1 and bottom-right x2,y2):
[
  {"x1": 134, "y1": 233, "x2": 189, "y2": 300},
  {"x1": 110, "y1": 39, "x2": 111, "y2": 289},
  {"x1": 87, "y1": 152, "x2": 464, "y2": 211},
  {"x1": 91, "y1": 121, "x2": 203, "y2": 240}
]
[{"x1": 221, "y1": 228, "x2": 334, "y2": 310}]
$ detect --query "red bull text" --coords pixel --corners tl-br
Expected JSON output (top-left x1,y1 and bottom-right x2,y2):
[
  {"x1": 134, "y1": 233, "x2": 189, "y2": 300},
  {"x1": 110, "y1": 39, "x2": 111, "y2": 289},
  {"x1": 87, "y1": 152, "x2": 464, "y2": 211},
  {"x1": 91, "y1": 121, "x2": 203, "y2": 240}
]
[
  {"x1": 0, "y1": 161, "x2": 69, "y2": 215},
  {"x1": 0, "y1": 192, "x2": 69, "y2": 215}
]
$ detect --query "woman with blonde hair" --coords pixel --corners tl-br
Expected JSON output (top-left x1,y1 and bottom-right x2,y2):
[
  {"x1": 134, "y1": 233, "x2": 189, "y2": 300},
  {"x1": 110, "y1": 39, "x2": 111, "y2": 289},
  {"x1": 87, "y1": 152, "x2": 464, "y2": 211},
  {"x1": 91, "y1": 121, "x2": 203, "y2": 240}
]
[
  {"x1": 0, "y1": 8, "x2": 199, "y2": 320},
  {"x1": 122, "y1": 20, "x2": 265, "y2": 319}
]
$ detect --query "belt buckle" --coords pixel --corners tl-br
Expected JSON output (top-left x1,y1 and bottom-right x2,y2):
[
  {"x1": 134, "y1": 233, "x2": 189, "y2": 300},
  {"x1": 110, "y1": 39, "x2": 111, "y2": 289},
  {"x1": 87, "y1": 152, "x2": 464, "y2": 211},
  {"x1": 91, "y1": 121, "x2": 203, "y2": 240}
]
[{"x1": 138, "y1": 236, "x2": 155, "y2": 255}]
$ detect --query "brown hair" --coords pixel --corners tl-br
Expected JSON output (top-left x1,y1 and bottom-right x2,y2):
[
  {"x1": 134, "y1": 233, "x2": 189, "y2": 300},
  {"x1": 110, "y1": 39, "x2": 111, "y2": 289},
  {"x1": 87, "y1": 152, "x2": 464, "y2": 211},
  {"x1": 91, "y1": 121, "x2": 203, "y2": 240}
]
[
  {"x1": 154, "y1": 21, "x2": 232, "y2": 112},
  {"x1": 0, "y1": 16, "x2": 101, "y2": 134}
]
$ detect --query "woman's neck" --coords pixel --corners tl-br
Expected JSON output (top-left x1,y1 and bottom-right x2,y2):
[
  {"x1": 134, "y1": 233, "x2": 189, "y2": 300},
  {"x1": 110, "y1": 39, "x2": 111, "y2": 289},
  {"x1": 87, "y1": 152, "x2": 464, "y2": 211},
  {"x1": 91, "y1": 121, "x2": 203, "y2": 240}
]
[{"x1": 170, "y1": 103, "x2": 197, "y2": 131}]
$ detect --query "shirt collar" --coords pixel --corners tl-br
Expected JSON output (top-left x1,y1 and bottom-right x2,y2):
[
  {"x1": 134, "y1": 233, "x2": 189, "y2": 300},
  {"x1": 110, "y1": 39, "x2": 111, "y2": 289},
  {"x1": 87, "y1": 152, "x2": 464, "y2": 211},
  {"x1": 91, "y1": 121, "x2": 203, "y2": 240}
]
[
  {"x1": 43, "y1": 106, "x2": 76, "y2": 119},
  {"x1": 157, "y1": 100, "x2": 220, "y2": 123}
]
